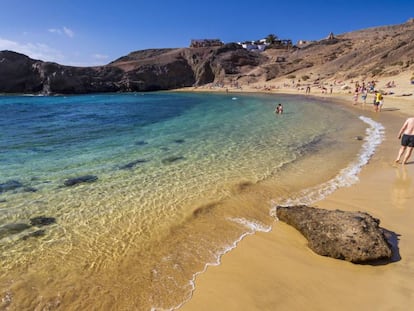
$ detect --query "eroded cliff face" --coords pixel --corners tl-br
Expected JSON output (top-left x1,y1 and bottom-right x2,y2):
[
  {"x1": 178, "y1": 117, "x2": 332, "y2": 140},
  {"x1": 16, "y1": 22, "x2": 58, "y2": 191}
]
[
  {"x1": 0, "y1": 51, "x2": 125, "y2": 94},
  {"x1": 0, "y1": 44, "x2": 265, "y2": 94},
  {"x1": 0, "y1": 51, "x2": 43, "y2": 93}
]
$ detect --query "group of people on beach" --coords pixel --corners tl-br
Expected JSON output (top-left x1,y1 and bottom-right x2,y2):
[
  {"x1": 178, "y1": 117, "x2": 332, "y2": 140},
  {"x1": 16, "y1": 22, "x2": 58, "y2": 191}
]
[
  {"x1": 352, "y1": 81, "x2": 385, "y2": 112},
  {"x1": 350, "y1": 81, "x2": 414, "y2": 163},
  {"x1": 353, "y1": 82, "x2": 368, "y2": 105}
]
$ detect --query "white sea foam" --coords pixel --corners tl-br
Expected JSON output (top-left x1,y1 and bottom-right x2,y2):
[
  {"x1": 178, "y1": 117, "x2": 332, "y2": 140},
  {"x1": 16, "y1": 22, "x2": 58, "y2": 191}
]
[
  {"x1": 151, "y1": 217, "x2": 271, "y2": 311},
  {"x1": 227, "y1": 217, "x2": 272, "y2": 233},
  {"x1": 270, "y1": 115, "x2": 384, "y2": 215}
]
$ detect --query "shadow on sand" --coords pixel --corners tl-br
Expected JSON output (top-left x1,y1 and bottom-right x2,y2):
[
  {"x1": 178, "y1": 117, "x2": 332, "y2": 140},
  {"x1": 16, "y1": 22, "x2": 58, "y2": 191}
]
[{"x1": 362, "y1": 229, "x2": 401, "y2": 266}]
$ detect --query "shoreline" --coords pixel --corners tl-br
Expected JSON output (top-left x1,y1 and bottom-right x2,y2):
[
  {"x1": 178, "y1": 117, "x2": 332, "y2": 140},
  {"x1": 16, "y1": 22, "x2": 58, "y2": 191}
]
[{"x1": 179, "y1": 84, "x2": 414, "y2": 310}]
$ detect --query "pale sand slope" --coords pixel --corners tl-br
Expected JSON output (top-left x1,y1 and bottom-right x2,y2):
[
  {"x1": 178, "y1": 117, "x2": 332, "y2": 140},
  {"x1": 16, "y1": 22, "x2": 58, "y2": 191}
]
[{"x1": 181, "y1": 88, "x2": 414, "y2": 310}]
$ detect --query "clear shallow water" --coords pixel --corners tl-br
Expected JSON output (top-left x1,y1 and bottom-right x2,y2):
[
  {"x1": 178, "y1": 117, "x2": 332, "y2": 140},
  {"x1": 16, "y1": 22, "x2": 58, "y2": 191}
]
[{"x1": 0, "y1": 92, "x2": 379, "y2": 310}]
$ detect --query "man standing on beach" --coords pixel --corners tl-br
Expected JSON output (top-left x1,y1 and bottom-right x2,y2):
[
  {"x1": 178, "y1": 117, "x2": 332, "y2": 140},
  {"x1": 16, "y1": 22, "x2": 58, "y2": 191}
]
[{"x1": 395, "y1": 117, "x2": 414, "y2": 164}]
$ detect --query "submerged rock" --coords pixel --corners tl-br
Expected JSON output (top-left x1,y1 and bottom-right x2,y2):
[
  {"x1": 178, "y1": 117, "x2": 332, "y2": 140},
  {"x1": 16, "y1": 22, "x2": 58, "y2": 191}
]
[
  {"x1": 120, "y1": 159, "x2": 148, "y2": 170},
  {"x1": 135, "y1": 140, "x2": 148, "y2": 146},
  {"x1": 0, "y1": 223, "x2": 31, "y2": 239},
  {"x1": 23, "y1": 187, "x2": 38, "y2": 193},
  {"x1": 63, "y1": 175, "x2": 98, "y2": 186},
  {"x1": 0, "y1": 180, "x2": 24, "y2": 193},
  {"x1": 161, "y1": 156, "x2": 185, "y2": 164},
  {"x1": 276, "y1": 205, "x2": 393, "y2": 263},
  {"x1": 30, "y1": 216, "x2": 56, "y2": 227},
  {"x1": 0, "y1": 180, "x2": 37, "y2": 194},
  {"x1": 21, "y1": 230, "x2": 46, "y2": 240},
  {"x1": 0, "y1": 216, "x2": 56, "y2": 241}
]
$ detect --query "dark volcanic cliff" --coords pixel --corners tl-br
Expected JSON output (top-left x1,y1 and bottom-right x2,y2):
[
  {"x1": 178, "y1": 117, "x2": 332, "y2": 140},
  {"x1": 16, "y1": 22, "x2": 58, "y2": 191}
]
[{"x1": 0, "y1": 44, "x2": 265, "y2": 94}]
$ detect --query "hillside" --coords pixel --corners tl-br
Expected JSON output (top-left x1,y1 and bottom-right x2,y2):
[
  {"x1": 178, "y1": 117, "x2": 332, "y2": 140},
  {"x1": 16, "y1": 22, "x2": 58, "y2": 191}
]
[
  {"x1": 1, "y1": 19, "x2": 414, "y2": 94},
  {"x1": 223, "y1": 18, "x2": 414, "y2": 89}
]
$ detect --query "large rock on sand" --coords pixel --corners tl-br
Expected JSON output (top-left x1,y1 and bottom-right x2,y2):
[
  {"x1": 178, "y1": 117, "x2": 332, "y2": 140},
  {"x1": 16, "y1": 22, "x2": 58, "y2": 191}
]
[{"x1": 276, "y1": 205, "x2": 393, "y2": 263}]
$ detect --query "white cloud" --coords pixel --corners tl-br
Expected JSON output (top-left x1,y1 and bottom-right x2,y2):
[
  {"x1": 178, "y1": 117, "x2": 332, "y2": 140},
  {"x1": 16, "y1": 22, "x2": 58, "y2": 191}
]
[
  {"x1": 93, "y1": 53, "x2": 109, "y2": 60},
  {"x1": 48, "y1": 28, "x2": 62, "y2": 35},
  {"x1": 48, "y1": 26, "x2": 75, "y2": 38},
  {"x1": 0, "y1": 38, "x2": 19, "y2": 50},
  {"x1": 0, "y1": 37, "x2": 65, "y2": 63},
  {"x1": 63, "y1": 27, "x2": 74, "y2": 38}
]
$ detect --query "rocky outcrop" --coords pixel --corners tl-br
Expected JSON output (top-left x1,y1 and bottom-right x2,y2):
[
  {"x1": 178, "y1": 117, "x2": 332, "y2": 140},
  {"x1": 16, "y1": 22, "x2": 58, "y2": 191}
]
[
  {"x1": 0, "y1": 51, "x2": 43, "y2": 93},
  {"x1": 276, "y1": 205, "x2": 393, "y2": 263},
  {"x1": 0, "y1": 51, "x2": 125, "y2": 94}
]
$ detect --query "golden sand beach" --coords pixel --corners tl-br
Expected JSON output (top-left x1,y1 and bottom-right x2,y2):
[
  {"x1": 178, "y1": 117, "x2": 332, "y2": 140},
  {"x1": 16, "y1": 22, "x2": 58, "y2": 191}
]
[{"x1": 180, "y1": 75, "x2": 414, "y2": 310}]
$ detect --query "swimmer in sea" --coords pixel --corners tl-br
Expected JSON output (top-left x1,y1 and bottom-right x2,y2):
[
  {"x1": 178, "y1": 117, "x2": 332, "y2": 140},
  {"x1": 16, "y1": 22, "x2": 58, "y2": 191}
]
[
  {"x1": 275, "y1": 103, "x2": 283, "y2": 114},
  {"x1": 395, "y1": 117, "x2": 414, "y2": 164}
]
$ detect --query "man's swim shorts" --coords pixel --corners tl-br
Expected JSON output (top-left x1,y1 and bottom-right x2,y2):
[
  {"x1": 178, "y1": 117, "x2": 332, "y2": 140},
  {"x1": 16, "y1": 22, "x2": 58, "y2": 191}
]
[{"x1": 401, "y1": 134, "x2": 414, "y2": 147}]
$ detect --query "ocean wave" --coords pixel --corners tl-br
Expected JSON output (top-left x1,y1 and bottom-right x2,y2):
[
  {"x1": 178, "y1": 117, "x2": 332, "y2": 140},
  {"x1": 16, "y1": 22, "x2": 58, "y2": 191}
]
[{"x1": 270, "y1": 115, "x2": 384, "y2": 214}]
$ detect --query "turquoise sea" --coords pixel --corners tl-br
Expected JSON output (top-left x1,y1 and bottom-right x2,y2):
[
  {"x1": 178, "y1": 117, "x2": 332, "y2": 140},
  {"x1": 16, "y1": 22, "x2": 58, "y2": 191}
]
[{"x1": 0, "y1": 92, "x2": 383, "y2": 310}]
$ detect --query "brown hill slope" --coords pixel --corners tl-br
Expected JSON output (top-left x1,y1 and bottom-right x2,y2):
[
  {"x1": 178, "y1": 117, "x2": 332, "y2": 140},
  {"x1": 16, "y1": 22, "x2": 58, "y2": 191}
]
[
  {"x1": 298, "y1": 19, "x2": 414, "y2": 80},
  {"x1": 229, "y1": 18, "x2": 414, "y2": 87}
]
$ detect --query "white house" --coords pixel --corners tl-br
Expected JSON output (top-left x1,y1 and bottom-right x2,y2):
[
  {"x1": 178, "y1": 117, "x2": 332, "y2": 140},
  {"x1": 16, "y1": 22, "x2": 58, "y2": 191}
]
[{"x1": 239, "y1": 39, "x2": 269, "y2": 52}]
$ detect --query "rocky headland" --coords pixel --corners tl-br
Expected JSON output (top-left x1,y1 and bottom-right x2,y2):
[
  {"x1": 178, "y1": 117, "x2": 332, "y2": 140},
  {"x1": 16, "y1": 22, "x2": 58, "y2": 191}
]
[{"x1": 0, "y1": 43, "x2": 262, "y2": 94}]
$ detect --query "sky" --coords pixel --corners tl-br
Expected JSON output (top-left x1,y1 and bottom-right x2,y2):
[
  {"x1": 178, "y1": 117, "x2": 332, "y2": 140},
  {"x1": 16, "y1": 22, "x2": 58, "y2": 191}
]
[{"x1": 0, "y1": 0, "x2": 413, "y2": 66}]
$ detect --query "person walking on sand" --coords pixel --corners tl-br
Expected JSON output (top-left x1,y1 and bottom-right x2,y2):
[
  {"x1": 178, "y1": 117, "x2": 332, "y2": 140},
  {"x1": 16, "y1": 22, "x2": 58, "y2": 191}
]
[
  {"x1": 361, "y1": 86, "x2": 368, "y2": 106},
  {"x1": 395, "y1": 117, "x2": 414, "y2": 164},
  {"x1": 373, "y1": 91, "x2": 383, "y2": 112},
  {"x1": 353, "y1": 86, "x2": 359, "y2": 105},
  {"x1": 378, "y1": 92, "x2": 384, "y2": 111}
]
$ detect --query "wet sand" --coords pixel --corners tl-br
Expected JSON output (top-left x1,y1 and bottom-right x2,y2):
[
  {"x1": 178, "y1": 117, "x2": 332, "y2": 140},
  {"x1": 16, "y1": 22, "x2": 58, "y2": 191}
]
[{"x1": 181, "y1": 92, "x2": 414, "y2": 310}]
